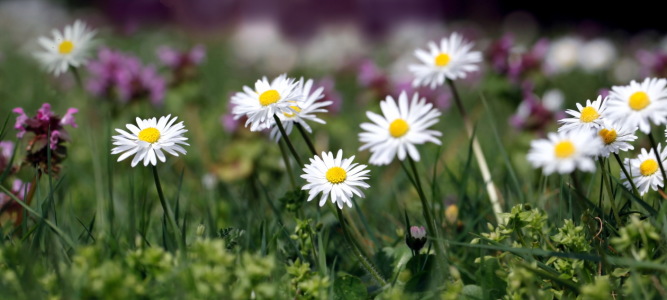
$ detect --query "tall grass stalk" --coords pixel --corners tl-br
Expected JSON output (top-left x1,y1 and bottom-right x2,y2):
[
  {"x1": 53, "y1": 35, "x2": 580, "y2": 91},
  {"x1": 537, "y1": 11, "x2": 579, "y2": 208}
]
[{"x1": 446, "y1": 79, "x2": 503, "y2": 224}]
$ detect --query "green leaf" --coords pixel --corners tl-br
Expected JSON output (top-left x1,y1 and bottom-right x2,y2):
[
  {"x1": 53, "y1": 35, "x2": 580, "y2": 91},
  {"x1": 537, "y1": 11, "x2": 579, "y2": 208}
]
[
  {"x1": 461, "y1": 285, "x2": 484, "y2": 300},
  {"x1": 404, "y1": 254, "x2": 435, "y2": 293},
  {"x1": 333, "y1": 274, "x2": 367, "y2": 300},
  {"x1": 475, "y1": 257, "x2": 506, "y2": 299}
]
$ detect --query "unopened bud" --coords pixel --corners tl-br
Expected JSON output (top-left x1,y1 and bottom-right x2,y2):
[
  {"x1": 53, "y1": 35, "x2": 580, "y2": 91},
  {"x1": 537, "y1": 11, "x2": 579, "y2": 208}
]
[{"x1": 406, "y1": 225, "x2": 427, "y2": 252}]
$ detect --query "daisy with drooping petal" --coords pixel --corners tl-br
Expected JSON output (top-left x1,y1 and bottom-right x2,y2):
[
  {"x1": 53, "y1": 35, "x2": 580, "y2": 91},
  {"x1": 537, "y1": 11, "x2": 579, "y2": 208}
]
[
  {"x1": 408, "y1": 32, "x2": 482, "y2": 89},
  {"x1": 268, "y1": 78, "x2": 332, "y2": 141},
  {"x1": 527, "y1": 129, "x2": 602, "y2": 175},
  {"x1": 34, "y1": 20, "x2": 97, "y2": 76},
  {"x1": 359, "y1": 91, "x2": 441, "y2": 165},
  {"x1": 111, "y1": 115, "x2": 189, "y2": 167},
  {"x1": 231, "y1": 74, "x2": 302, "y2": 132},
  {"x1": 596, "y1": 120, "x2": 637, "y2": 157},
  {"x1": 557, "y1": 95, "x2": 607, "y2": 133},
  {"x1": 621, "y1": 145, "x2": 667, "y2": 195},
  {"x1": 301, "y1": 150, "x2": 370, "y2": 209},
  {"x1": 606, "y1": 77, "x2": 667, "y2": 134}
]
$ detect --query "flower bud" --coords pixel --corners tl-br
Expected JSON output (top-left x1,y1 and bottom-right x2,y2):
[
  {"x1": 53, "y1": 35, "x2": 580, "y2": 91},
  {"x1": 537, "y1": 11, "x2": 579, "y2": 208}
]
[{"x1": 406, "y1": 225, "x2": 427, "y2": 252}]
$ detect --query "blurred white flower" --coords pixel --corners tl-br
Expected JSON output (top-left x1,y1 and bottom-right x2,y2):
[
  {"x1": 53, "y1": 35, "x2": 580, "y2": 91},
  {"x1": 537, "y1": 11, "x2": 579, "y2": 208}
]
[
  {"x1": 408, "y1": 32, "x2": 482, "y2": 89},
  {"x1": 231, "y1": 19, "x2": 297, "y2": 73},
  {"x1": 33, "y1": 20, "x2": 97, "y2": 76},
  {"x1": 578, "y1": 38, "x2": 617, "y2": 72},
  {"x1": 606, "y1": 77, "x2": 667, "y2": 134},
  {"x1": 544, "y1": 36, "x2": 582, "y2": 74},
  {"x1": 613, "y1": 57, "x2": 641, "y2": 83},
  {"x1": 301, "y1": 23, "x2": 368, "y2": 72},
  {"x1": 527, "y1": 129, "x2": 602, "y2": 175}
]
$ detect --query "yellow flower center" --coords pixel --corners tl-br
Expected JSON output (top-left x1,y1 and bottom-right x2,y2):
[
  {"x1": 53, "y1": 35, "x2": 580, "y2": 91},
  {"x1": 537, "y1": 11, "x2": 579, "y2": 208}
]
[
  {"x1": 325, "y1": 167, "x2": 347, "y2": 184},
  {"x1": 628, "y1": 91, "x2": 650, "y2": 111},
  {"x1": 389, "y1": 119, "x2": 410, "y2": 138},
  {"x1": 554, "y1": 141, "x2": 575, "y2": 158},
  {"x1": 434, "y1": 53, "x2": 451, "y2": 67},
  {"x1": 259, "y1": 89, "x2": 281, "y2": 106},
  {"x1": 283, "y1": 105, "x2": 302, "y2": 118},
  {"x1": 598, "y1": 129, "x2": 617, "y2": 145},
  {"x1": 138, "y1": 127, "x2": 161, "y2": 143},
  {"x1": 58, "y1": 40, "x2": 74, "y2": 54},
  {"x1": 579, "y1": 106, "x2": 600, "y2": 123},
  {"x1": 640, "y1": 159, "x2": 659, "y2": 176}
]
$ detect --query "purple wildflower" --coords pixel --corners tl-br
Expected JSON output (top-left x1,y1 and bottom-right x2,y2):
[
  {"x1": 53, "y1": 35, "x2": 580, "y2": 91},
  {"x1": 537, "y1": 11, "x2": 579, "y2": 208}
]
[
  {"x1": 0, "y1": 141, "x2": 14, "y2": 172},
  {"x1": 509, "y1": 83, "x2": 564, "y2": 134},
  {"x1": 0, "y1": 179, "x2": 32, "y2": 224},
  {"x1": 157, "y1": 45, "x2": 206, "y2": 85},
  {"x1": 86, "y1": 48, "x2": 167, "y2": 106},
  {"x1": 13, "y1": 103, "x2": 78, "y2": 174}
]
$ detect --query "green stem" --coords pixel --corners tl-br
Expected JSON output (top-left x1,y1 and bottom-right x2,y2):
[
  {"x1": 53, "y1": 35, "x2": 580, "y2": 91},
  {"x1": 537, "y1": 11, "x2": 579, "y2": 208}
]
[
  {"x1": 406, "y1": 156, "x2": 448, "y2": 271},
  {"x1": 69, "y1": 66, "x2": 83, "y2": 91},
  {"x1": 446, "y1": 79, "x2": 503, "y2": 224},
  {"x1": 647, "y1": 132, "x2": 667, "y2": 188},
  {"x1": 598, "y1": 158, "x2": 621, "y2": 225},
  {"x1": 273, "y1": 115, "x2": 303, "y2": 166},
  {"x1": 569, "y1": 172, "x2": 587, "y2": 220},
  {"x1": 296, "y1": 123, "x2": 317, "y2": 156},
  {"x1": 613, "y1": 153, "x2": 640, "y2": 198},
  {"x1": 278, "y1": 139, "x2": 297, "y2": 190},
  {"x1": 152, "y1": 166, "x2": 184, "y2": 251},
  {"x1": 336, "y1": 208, "x2": 388, "y2": 286}
]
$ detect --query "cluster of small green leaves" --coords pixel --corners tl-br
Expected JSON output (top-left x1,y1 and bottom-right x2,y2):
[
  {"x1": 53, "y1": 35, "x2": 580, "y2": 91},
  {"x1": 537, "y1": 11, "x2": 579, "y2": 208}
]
[
  {"x1": 285, "y1": 259, "x2": 330, "y2": 299},
  {"x1": 0, "y1": 238, "x2": 278, "y2": 299},
  {"x1": 471, "y1": 204, "x2": 667, "y2": 299}
]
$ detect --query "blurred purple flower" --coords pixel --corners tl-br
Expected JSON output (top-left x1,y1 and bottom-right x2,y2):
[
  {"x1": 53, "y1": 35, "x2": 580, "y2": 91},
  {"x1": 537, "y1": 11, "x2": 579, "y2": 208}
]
[
  {"x1": 317, "y1": 77, "x2": 342, "y2": 115},
  {"x1": 510, "y1": 83, "x2": 564, "y2": 133},
  {"x1": 487, "y1": 34, "x2": 549, "y2": 83},
  {"x1": 157, "y1": 44, "x2": 206, "y2": 85},
  {"x1": 221, "y1": 94, "x2": 242, "y2": 134},
  {"x1": 87, "y1": 48, "x2": 166, "y2": 106},
  {"x1": 0, "y1": 141, "x2": 14, "y2": 172},
  {"x1": 636, "y1": 49, "x2": 667, "y2": 78},
  {"x1": 0, "y1": 179, "x2": 31, "y2": 219}
]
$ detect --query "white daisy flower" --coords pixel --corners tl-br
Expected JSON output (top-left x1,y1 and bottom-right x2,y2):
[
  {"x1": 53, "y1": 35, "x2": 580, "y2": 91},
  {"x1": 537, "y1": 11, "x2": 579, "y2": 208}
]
[
  {"x1": 596, "y1": 120, "x2": 637, "y2": 157},
  {"x1": 606, "y1": 77, "x2": 667, "y2": 134},
  {"x1": 34, "y1": 20, "x2": 96, "y2": 76},
  {"x1": 231, "y1": 74, "x2": 302, "y2": 131},
  {"x1": 621, "y1": 145, "x2": 667, "y2": 196},
  {"x1": 544, "y1": 36, "x2": 582, "y2": 74},
  {"x1": 558, "y1": 95, "x2": 607, "y2": 133},
  {"x1": 268, "y1": 78, "x2": 332, "y2": 141},
  {"x1": 301, "y1": 150, "x2": 370, "y2": 209},
  {"x1": 527, "y1": 130, "x2": 602, "y2": 175},
  {"x1": 358, "y1": 91, "x2": 442, "y2": 165},
  {"x1": 111, "y1": 115, "x2": 189, "y2": 167},
  {"x1": 408, "y1": 32, "x2": 482, "y2": 89}
]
